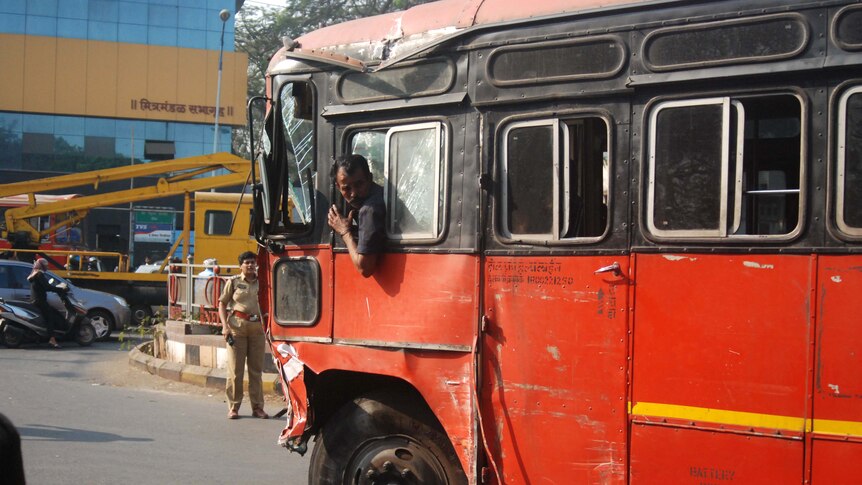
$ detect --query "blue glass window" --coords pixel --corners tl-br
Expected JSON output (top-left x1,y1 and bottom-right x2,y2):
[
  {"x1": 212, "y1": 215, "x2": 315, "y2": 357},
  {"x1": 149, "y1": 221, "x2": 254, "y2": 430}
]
[
  {"x1": 55, "y1": 116, "x2": 86, "y2": 136},
  {"x1": 0, "y1": 0, "x2": 25, "y2": 15},
  {"x1": 58, "y1": 0, "x2": 88, "y2": 20},
  {"x1": 115, "y1": 119, "x2": 148, "y2": 139},
  {"x1": 149, "y1": 5, "x2": 178, "y2": 28},
  {"x1": 88, "y1": 0, "x2": 118, "y2": 22},
  {"x1": 0, "y1": 13, "x2": 26, "y2": 34},
  {"x1": 206, "y1": 29, "x2": 233, "y2": 51},
  {"x1": 57, "y1": 18, "x2": 88, "y2": 38},
  {"x1": 27, "y1": 0, "x2": 58, "y2": 17},
  {"x1": 89, "y1": 20, "x2": 118, "y2": 41},
  {"x1": 177, "y1": 28, "x2": 205, "y2": 49},
  {"x1": 178, "y1": 7, "x2": 205, "y2": 29},
  {"x1": 85, "y1": 117, "x2": 116, "y2": 136},
  {"x1": 118, "y1": 23, "x2": 147, "y2": 43},
  {"x1": 174, "y1": 123, "x2": 204, "y2": 142},
  {"x1": 26, "y1": 15, "x2": 57, "y2": 36},
  {"x1": 148, "y1": 25, "x2": 177, "y2": 46},
  {"x1": 145, "y1": 122, "x2": 167, "y2": 140},
  {"x1": 118, "y1": 2, "x2": 147, "y2": 25},
  {"x1": 174, "y1": 141, "x2": 203, "y2": 158},
  {"x1": 56, "y1": 134, "x2": 85, "y2": 151},
  {"x1": 0, "y1": 112, "x2": 23, "y2": 132},
  {"x1": 22, "y1": 114, "x2": 54, "y2": 134}
]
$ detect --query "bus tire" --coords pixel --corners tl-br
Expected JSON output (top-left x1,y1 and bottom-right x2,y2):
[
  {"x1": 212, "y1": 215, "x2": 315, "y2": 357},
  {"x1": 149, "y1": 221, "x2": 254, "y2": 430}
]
[{"x1": 308, "y1": 389, "x2": 467, "y2": 485}]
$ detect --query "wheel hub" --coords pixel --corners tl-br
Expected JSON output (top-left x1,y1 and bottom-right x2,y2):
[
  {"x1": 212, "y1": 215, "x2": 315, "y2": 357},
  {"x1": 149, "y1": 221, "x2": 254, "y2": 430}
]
[{"x1": 347, "y1": 435, "x2": 447, "y2": 485}]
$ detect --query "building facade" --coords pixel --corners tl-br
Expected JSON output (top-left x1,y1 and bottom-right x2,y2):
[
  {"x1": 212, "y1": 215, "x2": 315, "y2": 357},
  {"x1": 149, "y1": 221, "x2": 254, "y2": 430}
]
[{"x1": 0, "y1": 0, "x2": 249, "y2": 263}]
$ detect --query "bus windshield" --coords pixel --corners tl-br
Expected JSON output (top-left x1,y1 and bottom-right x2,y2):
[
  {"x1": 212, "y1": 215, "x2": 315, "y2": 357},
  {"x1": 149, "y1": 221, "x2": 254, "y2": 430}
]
[{"x1": 278, "y1": 82, "x2": 314, "y2": 227}]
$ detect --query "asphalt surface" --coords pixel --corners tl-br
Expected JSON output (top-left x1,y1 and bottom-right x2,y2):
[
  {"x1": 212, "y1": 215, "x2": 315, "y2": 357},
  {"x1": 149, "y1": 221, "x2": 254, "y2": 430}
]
[{"x1": 0, "y1": 337, "x2": 308, "y2": 484}]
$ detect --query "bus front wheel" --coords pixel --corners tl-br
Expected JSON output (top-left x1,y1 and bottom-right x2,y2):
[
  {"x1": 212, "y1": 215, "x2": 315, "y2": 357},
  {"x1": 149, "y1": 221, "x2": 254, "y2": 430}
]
[{"x1": 308, "y1": 390, "x2": 467, "y2": 485}]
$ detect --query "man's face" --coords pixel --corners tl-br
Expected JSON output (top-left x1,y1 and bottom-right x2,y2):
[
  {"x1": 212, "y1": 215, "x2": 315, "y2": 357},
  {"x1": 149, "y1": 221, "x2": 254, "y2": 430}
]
[{"x1": 335, "y1": 168, "x2": 371, "y2": 208}]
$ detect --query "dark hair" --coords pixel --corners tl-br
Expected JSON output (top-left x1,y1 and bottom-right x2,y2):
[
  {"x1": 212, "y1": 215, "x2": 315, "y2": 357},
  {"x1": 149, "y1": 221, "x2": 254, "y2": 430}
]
[
  {"x1": 330, "y1": 154, "x2": 371, "y2": 179},
  {"x1": 238, "y1": 251, "x2": 256, "y2": 265}
]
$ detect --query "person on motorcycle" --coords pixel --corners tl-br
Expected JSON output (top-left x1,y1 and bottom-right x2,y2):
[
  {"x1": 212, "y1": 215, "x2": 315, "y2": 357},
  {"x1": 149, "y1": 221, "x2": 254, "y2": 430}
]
[{"x1": 27, "y1": 258, "x2": 65, "y2": 349}]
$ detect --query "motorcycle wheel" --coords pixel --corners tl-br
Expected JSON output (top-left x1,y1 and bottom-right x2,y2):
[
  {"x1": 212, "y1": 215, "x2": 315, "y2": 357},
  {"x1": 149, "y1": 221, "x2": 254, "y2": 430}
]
[
  {"x1": 75, "y1": 322, "x2": 96, "y2": 347},
  {"x1": 4, "y1": 329, "x2": 23, "y2": 348}
]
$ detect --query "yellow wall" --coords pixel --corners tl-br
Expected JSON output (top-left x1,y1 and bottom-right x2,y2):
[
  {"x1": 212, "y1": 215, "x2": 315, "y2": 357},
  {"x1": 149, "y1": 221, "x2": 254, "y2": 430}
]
[{"x1": 0, "y1": 33, "x2": 248, "y2": 126}]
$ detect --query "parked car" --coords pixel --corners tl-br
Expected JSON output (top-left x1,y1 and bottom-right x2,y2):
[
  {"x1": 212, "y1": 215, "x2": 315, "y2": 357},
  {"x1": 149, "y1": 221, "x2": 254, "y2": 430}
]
[{"x1": 0, "y1": 260, "x2": 131, "y2": 339}]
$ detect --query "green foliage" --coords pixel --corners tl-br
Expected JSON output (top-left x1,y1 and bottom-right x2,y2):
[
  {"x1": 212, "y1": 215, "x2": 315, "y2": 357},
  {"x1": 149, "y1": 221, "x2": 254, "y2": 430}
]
[{"x1": 118, "y1": 312, "x2": 165, "y2": 351}]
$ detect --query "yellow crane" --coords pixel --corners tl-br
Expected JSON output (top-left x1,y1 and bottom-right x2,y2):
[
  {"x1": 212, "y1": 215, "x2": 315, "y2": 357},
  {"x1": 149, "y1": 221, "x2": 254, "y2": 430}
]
[{"x1": 0, "y1": 152, "x2": 253, "y2": 325}]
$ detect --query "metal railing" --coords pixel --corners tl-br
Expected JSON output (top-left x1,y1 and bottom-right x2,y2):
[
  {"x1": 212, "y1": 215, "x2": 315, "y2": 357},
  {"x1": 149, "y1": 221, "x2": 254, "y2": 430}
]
[{"x1": 167, "y1": 263, "x2": 236, "y2": 325}]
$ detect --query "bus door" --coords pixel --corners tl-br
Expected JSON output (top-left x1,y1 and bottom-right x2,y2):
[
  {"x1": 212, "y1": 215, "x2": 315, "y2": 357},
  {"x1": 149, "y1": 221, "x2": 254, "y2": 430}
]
[
  {"x1": 810, "y1": 85, "x2": 862, "y2": 482},
  {"x1": 258, "y1": 79, "x2": 334, "y2": 345},
  {"x1": 480, "y1": 112, "x2": 631, "y2": 483},
  {"x1": 630, "y1": 93, "x2": 810, "y2": 483}
]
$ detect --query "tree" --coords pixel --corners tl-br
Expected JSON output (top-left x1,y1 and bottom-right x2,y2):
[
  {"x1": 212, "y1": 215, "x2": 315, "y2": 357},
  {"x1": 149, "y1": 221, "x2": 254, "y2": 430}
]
[{"x1": 232, "y1": 1, "x2": 435, "y2": 158}]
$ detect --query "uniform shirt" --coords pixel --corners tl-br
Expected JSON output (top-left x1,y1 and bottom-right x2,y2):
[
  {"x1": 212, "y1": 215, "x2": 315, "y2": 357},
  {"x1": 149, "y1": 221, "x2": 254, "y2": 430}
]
[
  {"x1": 355, "y1": 182, "x2": 386, "y2": 254},
  {"x1": 219, "y1": 273, "x2": 260, "y2": 316}
]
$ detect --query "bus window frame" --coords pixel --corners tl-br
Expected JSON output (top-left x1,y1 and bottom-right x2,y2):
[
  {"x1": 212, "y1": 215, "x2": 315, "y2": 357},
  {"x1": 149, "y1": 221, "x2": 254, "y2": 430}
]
[
  {"x1": 497, "y1": 113, "x2": 612, "y2": 245},
  {"x1": 836, "y1": 84, "x2": 862, "y2": 237},
  {"x1": 644, "y1": 91, "x2": 807, "y2": 243},
  {"x1": 265, "y1": 77, "x2": 317, "y2": 240},
  {"x1": 343, "y1": 119, "x2": 450, "y2": 246},
  {"x1": 271, "y1": 255, "x2": 322, "y2": 327}
]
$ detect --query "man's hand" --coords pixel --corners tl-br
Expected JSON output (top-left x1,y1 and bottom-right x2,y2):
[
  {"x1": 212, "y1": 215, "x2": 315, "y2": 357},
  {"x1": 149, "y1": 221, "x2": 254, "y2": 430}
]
[{"x1": 328, "y1": 205, "x2": 354, "y2": 236}]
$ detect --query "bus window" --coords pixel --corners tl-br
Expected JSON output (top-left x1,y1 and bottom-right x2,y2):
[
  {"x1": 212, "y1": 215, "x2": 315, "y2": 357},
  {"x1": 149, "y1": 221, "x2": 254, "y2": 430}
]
[
  {"x1": 348, "y1": 122, "x2": 447, "y2": 241},
  {"x1": 837, "y1": 86, "x2": 862, "y2": 236},
  {"x1": 273, "y1": 257, "x2": 320, "y2": 326},
  {"x1": 647, "y1": 93, "x2": 802, "y2": 239},
  {"x1": 501, "y1": 116, "x2": 610, "y2": 242}
]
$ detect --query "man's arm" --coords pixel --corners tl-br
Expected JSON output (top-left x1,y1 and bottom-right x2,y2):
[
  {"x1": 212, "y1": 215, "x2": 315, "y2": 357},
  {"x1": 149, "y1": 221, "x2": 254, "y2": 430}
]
[{"x1": 328, "y1": 205, "x2": 379, "y2": 277}]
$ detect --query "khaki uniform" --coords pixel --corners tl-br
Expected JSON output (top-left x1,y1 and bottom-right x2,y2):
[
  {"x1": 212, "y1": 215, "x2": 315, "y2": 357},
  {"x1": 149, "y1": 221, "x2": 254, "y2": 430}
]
[{"x1": 219, "y1": 274, "x2": 264, "y2": 412}]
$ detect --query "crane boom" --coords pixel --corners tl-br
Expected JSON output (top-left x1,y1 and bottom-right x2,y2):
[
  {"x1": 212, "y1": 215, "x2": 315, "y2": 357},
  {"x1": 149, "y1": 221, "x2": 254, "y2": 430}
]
[{"x1": 1, "y1": 152, "x2": 251, "y2": 244}]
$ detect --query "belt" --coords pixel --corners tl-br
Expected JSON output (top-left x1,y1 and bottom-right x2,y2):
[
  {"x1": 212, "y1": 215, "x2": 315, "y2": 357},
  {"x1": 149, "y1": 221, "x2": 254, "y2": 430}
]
[{"x1": 233, "y1": 310, "x2": 260, "y2": 322}]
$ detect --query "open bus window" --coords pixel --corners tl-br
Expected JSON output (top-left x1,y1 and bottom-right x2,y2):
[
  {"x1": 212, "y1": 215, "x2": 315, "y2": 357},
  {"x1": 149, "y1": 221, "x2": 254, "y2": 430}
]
[
  {"x1": 263, "y1": 81, "x2": 314, "y2": 236},
  {"x1": 349, "y1": 122, "x2": 447, "y2": 241},
  {"x1": 500, "y1": 117, "x2": 609, "y2": 242},
  {"x1": 647, "y1": 93, "x2": 803, "y2": 239},
  {"x1": 837, "y1": 86, "x2": 862, "y2": 236}
]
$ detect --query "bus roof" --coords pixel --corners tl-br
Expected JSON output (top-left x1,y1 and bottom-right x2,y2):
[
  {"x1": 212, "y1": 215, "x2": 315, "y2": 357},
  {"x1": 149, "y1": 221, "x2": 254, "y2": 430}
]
[{"x1": 272, "y1": 0, "x2": 658, "y2": 73}]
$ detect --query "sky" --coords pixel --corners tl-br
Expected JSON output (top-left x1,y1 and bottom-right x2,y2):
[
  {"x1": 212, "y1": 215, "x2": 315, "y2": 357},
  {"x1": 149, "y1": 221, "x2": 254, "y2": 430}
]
[{"x1": 243, "y1": 0, "x2": 288, "y2": 9}]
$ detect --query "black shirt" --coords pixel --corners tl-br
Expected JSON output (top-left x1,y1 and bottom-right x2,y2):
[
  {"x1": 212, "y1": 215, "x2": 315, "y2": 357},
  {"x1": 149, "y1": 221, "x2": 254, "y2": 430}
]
[
  {"x1": 354, "y1": 182, "x2": 386, "y2": 254},
  {"x1": 29, "y1": 271, "x2": 62, "y2": 307}
]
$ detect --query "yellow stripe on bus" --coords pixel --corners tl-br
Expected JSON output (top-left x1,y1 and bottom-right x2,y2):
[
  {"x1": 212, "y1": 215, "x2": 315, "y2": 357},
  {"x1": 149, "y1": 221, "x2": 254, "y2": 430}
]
[
  {"x1": 630, "y1": 401, "x2": 807, "y2": 431},
  {"x1": 630, "y1": 401, "x2": 862, "y2": 438}
]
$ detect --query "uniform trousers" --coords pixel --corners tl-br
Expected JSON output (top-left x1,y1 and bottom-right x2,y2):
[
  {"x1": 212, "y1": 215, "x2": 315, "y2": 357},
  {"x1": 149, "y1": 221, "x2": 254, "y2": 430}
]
[{"x1": 225, "y1": 315, "x2": 265, "y2": 411}]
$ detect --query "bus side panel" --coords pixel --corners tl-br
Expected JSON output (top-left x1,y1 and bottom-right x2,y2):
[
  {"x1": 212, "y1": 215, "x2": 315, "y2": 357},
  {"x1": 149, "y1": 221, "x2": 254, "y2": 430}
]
[
  {"x1": 267, "y1": 246, "x2": 333, "y2": 341},
  {"x1": 811, "y1": 440, "x2": 862, "y2": 484},
  {"x1": 812, "y1": 255, "x2": 862, "y2": 477},
  {"x1": 630, "y1": 424, "x2": 802, "y2": 483},
  {"x1": 630, "y1": 254, "x2": 810, "y2": 482},
  {"x1": 332, "y1": 253, "x2": 477, "y2": 348},
  {"x1": 481, "y1": 255, "x2": 629, "y2": 484}
]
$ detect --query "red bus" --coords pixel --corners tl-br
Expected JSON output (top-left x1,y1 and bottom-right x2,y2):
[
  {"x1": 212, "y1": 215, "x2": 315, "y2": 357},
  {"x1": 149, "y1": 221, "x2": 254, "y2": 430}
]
[{"x1": 250, "y1": 0, "x2": 862, "y2": 483}]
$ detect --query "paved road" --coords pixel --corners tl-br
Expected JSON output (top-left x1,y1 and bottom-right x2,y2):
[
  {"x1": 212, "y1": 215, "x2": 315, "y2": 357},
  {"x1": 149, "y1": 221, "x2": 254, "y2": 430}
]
[{"x1": 0, "y1": 338, "x2": 308, "y2": 484}]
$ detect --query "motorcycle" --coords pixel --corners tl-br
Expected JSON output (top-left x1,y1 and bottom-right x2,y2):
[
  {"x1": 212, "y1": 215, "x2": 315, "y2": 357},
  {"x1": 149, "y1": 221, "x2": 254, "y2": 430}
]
[{"x1": 0, "y1": 284, "x2": 96, "y2": 348}]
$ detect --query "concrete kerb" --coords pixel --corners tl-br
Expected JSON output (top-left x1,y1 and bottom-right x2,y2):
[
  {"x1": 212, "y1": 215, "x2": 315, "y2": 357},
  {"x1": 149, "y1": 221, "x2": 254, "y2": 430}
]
[{"x1": 129, "y1": 341, "x2": 280, "y2": 394}]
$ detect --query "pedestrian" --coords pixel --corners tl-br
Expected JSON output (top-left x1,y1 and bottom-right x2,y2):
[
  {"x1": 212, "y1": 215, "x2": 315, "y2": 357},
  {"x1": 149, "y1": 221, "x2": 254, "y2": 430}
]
[
  {"x1": 217, "y1": 251, "x2": 268, "y2": 420},
  {"x1": 27, "y1": 258, "x2": 64, "y2": 349}
]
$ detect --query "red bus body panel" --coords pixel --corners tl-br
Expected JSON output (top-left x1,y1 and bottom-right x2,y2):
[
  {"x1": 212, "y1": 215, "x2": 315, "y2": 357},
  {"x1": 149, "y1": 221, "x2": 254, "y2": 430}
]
[
  {"x1": 480, "y1": 255, "x2": 630, "y2": 483},
  {"x1": 332, "y1": 253, "x2": 478, "y2": 349},
  {"x1": 630, "y1": 254, "x2": 811, "y2": 483}
]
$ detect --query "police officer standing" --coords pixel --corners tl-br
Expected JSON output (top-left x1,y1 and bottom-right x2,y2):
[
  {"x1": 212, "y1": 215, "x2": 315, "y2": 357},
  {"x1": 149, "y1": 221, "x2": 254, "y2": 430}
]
[{"x1": 218, "y1": 251, "x2": 268, "y2": 420}]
